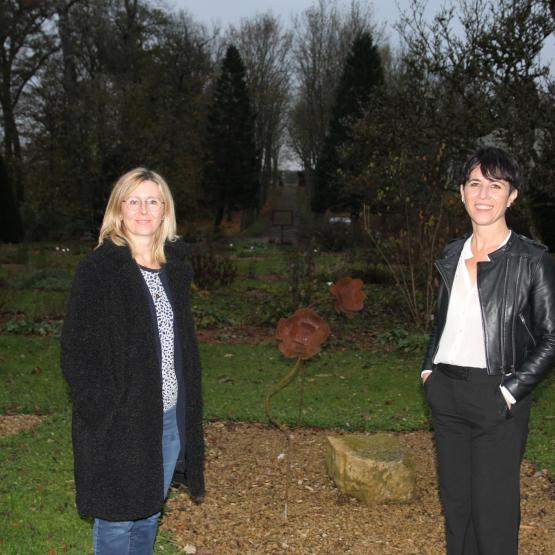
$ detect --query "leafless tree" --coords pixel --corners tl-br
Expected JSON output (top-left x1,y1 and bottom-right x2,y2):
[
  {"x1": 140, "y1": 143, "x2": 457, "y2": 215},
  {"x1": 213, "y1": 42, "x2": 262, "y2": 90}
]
[
  {"x1": 288, "y1": 0, "x2": 380, "y2": 187},
  {"x1": 397, "y1": 0, "x2": 555, "y2": 239},
  {"x1": 229, "y1": 14, "x2": 292, "y2": 206}
]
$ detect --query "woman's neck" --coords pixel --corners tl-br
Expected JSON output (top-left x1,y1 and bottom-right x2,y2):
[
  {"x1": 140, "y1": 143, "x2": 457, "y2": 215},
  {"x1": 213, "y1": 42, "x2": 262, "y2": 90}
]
[
  {"x1": 129, "y1": 238, "x2": 159, "y2": 269},
  {"x1": 471, "y1": 224, "x2": 510, "y2": 255}
]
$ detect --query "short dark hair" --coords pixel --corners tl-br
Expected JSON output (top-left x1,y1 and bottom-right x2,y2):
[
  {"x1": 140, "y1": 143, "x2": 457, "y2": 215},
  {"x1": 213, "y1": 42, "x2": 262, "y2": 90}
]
[{"x1": 461, "y1": 146, "x2": 521, "y2": 192}]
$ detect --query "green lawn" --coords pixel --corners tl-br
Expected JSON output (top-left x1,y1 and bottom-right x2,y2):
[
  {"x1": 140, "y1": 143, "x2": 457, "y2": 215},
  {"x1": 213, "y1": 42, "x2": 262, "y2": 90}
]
[
  {"x1": 1, "y1": 335, "x2": 555, "y2": 553},
  {"x1": 0, "y1": 336, "x2": 426, "y2": 429},
  {"x1": 2, "y1": 241, "x2": 555, "y2": 553},
  {"x1": 0, "y1": 414, "x2": 181, "y2": 555}
]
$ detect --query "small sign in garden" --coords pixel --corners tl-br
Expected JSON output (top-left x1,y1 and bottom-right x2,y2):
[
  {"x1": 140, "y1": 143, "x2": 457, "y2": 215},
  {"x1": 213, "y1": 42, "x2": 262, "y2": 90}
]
[{"x1": 271, "y1": 209, "x2": 294, "y2": 244}]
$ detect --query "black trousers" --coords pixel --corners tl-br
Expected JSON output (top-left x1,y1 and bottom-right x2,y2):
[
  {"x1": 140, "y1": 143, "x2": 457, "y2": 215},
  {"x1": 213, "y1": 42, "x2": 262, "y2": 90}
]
[{"x1": 425, "y1": 364, "x2": 533, "y2": 555}]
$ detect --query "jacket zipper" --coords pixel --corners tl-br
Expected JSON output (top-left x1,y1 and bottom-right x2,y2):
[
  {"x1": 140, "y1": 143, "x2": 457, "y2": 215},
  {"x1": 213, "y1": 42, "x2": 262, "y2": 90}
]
[
  {"x1": 510, "y1": 258, "x2": 522, "y2": 372},
  {"x1": 499, "y1": 257, "x2": 510, "y2": 372},
  {"x1": 476, "y1": 262, "x2": 492, "y2": 372}
]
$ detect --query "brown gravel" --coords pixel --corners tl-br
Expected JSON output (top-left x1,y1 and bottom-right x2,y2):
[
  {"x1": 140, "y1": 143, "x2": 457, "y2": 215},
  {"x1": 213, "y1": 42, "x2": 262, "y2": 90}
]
[
  {"x1": 162, "y1": 422, "x2": 555, "y2": 555},
  {"x1": 0, "y1": 414, "x2": 43, "y2": 438}
]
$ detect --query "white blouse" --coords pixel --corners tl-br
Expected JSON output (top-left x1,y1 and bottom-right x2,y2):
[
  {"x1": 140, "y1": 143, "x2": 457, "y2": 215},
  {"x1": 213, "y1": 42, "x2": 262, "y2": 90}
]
[{"x1": 433, "y1": 236, "x2": 492, "y2": 367}]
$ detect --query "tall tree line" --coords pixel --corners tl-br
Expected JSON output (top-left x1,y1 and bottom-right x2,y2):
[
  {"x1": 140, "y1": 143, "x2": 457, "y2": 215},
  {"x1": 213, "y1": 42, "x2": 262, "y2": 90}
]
[{"x1": 0, "y1": 0, "x2": 554, "y2": 244}]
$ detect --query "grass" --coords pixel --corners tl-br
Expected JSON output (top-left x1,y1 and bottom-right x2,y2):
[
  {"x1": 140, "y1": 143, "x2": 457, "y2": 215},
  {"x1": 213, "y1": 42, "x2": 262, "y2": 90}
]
[
  {"x1": 1, "y1": 337, "x2": 553, "y2": 464},
  {"x1": 0, "y1": 336, "x2": 66, "y2": 414},
  {"x1": 1, "y1": 289, "x2": 68, "y2": 320},
  {"x1": 0, "y1": 336, "x2": 424, "y2": 553},
  {"x1": 2, "y1": 241, "x2": 555, "y2": 552},
  {"x1": 202, "y1": 343, "x2": 428, "y2": 430},
  {"x1": 0, "y1": 337, "x2": 426, "y2": 429},
  {"x1": 1, "y1": 336, "x2": 555, "y2": 553},
  {"x1": 0, "y1": 414, "x2": 182, "y2": 555}
]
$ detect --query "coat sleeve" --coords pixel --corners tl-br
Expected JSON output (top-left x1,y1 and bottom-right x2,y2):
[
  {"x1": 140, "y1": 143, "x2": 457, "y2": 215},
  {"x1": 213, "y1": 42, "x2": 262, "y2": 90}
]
[
  {"x1": 421, "y1": 280, "x2": 446, "y2": 373},
  {"x1": 61, "y1": 257, "x2": 111, "y2": 423},
  {"x1": 504, "y1": 252, "x2": 555, "y2": 402}
]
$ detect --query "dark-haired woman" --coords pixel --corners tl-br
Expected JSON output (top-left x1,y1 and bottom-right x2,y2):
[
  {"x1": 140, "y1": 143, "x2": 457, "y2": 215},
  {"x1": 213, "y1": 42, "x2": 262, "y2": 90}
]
[
  {"x1": 422, "y1": 146, "x2": 555, "y2": 555},
  {"x1": 61, "y1": 168, "x2": 204, "y2": 554}
]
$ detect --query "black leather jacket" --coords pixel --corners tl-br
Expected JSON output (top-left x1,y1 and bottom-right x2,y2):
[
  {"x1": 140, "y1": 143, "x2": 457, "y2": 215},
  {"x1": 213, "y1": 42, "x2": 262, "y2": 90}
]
[{"x1": 422, "y1": 231, "x2": 555, "y2": 402}]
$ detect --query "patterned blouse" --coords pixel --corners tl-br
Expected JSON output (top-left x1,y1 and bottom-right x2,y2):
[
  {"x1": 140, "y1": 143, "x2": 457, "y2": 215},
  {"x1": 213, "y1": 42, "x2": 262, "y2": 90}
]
[{"x1": 140, "y1": 266, "x2": 178, "y2": 411}]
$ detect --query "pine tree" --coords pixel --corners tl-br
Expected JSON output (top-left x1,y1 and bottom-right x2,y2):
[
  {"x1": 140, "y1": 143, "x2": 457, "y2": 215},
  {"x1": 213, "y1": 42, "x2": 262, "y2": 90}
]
[
  {"x1": 204, "y1": 45, "x2": 259, "y2": 231},
  {"x1": 312, "y1": 32, "x2": 384, "y2": 215}
]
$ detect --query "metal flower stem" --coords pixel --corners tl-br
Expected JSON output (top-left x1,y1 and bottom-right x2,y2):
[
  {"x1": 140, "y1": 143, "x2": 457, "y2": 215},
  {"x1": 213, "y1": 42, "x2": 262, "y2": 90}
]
[
  {"x1": 296, "y1": 365, "x2": 306, "y2": 428},
  {"x1": 264, "y1": 356, "x2": 303, "y2": 520},
  {"x1": 264, "y1": 356, "x2": 302, "y2": 430}
]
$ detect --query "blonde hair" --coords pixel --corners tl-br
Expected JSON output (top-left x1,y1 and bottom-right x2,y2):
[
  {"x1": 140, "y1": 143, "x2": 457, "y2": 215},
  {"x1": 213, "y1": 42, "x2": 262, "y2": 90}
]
[{"x1": 98, "y1": 167, "x2": 178, "y2": 265}]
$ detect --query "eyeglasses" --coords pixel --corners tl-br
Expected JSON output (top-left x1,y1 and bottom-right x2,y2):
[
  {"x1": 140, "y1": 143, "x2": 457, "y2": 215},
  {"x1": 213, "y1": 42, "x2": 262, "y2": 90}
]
[{"x1": 122, "y1": 197, "x2": 165, "y2": 214}]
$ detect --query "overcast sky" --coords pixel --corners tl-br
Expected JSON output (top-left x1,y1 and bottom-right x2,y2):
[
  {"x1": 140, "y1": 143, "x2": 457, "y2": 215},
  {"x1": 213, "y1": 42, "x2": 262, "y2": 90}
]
[{"x1": 169, "y1": 0, "x2": 555, "y2": 68}]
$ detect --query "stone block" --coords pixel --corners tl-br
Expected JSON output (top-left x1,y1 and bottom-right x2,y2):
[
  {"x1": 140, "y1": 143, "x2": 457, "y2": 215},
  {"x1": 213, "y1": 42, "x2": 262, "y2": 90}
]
[{"x1": 325, "y1": 433, "x2": 416, "y2": 504}]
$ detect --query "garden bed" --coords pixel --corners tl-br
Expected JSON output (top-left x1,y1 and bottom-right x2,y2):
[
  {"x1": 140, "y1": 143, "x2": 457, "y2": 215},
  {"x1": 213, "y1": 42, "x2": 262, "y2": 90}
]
[{"x1": 163, "y1": 422, "x2": 555, "y2": 555}]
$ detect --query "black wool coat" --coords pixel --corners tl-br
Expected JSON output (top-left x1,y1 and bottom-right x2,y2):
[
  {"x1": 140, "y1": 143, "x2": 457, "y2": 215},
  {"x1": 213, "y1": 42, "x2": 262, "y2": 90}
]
[{"x1": 61, "y1": 239, "x2": 204, "y2": 521}]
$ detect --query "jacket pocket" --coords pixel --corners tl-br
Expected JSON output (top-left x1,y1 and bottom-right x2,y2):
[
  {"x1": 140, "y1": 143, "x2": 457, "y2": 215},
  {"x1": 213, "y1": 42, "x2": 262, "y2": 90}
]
[{"x1": 518, "y1": 313, "x2": 536, "y2": 347}]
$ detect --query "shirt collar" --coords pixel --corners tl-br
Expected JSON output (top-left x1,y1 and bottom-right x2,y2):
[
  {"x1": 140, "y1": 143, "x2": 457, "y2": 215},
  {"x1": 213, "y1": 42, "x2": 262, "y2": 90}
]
[{"x1": 461, "y1": 230, "x2": 512, "y2": 261}]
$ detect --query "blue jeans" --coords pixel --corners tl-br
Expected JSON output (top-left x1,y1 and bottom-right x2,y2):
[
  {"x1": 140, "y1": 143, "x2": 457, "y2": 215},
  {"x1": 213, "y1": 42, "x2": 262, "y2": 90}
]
[{"x1": 92, "y1": 405, "x2": 180, "y2": 555}]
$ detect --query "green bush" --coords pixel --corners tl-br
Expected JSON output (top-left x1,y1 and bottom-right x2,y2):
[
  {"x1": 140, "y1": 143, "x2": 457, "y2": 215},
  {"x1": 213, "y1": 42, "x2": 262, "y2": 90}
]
[
  {"x1": 22, "y1": 268, "x2": 73, "y2": 291},
  {"x1": 352, "y1": 264, "x2": 393, "y2": 285},
  {"x1": 191, "y1": 304, "x2": 234, "y2": 328},
  {"x1": 0, "y1": 243, "x2": 28, "y2": 264},
  {"x1": 312, "y1": 221, "x2": 354, "y2": 252},
  {"x1": 4, "y1": 318, "x2": 63, "y2": 336},
  {"x1": 191, "y1": 252, "x2": 238, "y2": 289},
  {"x1": 376, "y1": 326, "x2": 429, "y2": 352}
]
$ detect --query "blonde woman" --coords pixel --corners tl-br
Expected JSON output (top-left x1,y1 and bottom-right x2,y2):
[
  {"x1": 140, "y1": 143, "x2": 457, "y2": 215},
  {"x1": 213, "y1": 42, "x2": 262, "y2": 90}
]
[{"x1": 61, "y1": 168, "x2": 204, "y2": 554}]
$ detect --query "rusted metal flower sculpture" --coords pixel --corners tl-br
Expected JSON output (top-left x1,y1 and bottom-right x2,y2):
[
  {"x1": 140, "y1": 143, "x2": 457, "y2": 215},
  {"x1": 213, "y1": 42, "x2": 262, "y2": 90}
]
[
  {"x1": 266, "y1": 307, "x2": 331, "y2": 519},
  {"x1": 330, "y1": 277, "x2": 366, "y2": 317},
  {"x1": 275, "y1": 307, "x2": 331, "y2": 359}
]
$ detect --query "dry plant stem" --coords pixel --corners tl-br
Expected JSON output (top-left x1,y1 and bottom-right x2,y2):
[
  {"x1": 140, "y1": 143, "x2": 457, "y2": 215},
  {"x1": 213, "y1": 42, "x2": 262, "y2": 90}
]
[
  {"x1": 363, "y1": 202, "x2": 443, "y2": 330},
  {"x1": 363, "y1": 205, "x2": 417, "y2": 324}
]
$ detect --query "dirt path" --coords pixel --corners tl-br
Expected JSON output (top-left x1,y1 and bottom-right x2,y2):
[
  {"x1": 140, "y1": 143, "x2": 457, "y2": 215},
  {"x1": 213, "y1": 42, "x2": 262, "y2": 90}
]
[{"x1": 162, "y1": 422, "x2": 555, "y2": 555}]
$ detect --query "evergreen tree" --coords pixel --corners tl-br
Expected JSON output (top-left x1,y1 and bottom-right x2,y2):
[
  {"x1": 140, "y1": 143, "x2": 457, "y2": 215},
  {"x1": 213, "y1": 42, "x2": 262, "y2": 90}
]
[
  {"x1": 312, "y1": 31, "x2": 383, "y2": 215},
  {"x1": 204, "y1": 45, "x2": 259, "y2": 231}
]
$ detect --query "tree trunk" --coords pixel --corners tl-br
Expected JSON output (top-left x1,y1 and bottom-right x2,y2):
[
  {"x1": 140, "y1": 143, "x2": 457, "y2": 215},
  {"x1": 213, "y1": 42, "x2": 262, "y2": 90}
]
[
  {"x1": 0, "y1": 82, "x2": 24, "y2": 203},
  {"x1": 0, "y1": 153, "x2": 24, "y2": 242},
  {"x1": 213, "y1": 204, "x2": 225, "y2": 232}
]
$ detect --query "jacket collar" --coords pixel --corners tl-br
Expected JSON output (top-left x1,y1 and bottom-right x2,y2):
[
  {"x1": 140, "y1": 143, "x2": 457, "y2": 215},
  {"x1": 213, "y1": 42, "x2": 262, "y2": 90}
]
[
  {"x1": 99, "y1": 237, "x2": 190, "y2": 266},
  {"x1": 487, "y1": 230, "x2": 515, "y2": 260},
  {"x1": 438, "y1": 230, "x2": 516, "y2": 263},
  {"x1": 435, "y1": 231, "x2": 515, "y2": 289}
]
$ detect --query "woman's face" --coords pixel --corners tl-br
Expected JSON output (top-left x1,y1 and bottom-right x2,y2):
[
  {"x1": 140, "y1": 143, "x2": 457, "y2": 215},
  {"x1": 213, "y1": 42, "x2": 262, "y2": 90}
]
[
  {"x1": 460, "y1": 165, "x2": 518, "y2": 229},
  {"x1": 120, "y1": 180, "x2": 165, "y2": 243}
]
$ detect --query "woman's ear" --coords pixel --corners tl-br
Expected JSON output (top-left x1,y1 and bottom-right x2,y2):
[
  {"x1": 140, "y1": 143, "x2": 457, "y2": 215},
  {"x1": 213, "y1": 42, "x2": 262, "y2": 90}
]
[{"x1": 507, "y1": 188, "x2": 518, "y2": 207}]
